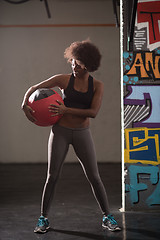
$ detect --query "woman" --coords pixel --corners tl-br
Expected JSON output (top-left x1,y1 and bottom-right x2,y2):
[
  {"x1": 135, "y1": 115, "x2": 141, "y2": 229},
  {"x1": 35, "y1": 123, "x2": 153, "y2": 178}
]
[{"x1": 21, "y1": 40, "x2": 121, "y2": 233}]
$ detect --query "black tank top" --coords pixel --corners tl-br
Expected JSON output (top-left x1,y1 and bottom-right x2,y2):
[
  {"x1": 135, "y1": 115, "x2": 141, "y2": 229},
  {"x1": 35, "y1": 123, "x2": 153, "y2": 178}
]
[{"x1": 63, "y1": 74, "x2": 94, "y2": 109}]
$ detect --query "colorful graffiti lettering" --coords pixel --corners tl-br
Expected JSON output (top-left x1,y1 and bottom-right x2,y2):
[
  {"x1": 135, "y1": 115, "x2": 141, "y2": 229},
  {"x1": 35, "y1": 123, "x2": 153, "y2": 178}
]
[
  {"x1": 126, "y1": 52, "x2": 160, "y2": 80},
  {"x1": 137, "y1": 1, "x2": 160, "y2": 51},
  {"x1": 126, "y1": 165, "x2": 160, "y2": 206},
  {"x1": 124, "y1": 85, "x2": 160, "y2": 128},
  {"x1": 123, "y1": 0, "x2": 160, "y2": 210},
  {"x1": 125, "y1": 128, "x2": 160, "y2": 165}
]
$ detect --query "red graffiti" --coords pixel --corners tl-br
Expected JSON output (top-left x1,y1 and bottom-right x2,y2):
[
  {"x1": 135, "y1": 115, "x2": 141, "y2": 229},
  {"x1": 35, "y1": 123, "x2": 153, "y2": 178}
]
[{"x1": 137, "y1": 1, "x2": 160, "y2": 45}]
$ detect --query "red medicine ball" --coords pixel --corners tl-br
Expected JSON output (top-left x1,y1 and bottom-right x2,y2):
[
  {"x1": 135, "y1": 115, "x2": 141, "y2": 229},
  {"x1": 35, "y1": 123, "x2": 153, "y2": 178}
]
[{"x1": 28, "y1": 88, "x2": 63, "y2": 127}]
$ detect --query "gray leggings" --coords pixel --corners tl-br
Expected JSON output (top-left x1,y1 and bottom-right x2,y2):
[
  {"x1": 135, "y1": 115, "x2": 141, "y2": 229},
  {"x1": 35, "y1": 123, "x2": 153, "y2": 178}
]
[{"x1": 41, "y1": 124, "x2": 110, "y2": 217}]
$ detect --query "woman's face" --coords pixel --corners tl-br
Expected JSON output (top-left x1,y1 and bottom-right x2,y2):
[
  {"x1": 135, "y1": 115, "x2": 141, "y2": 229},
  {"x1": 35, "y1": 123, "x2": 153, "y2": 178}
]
[{"x1": 71, "y1": 59, "x2": 87, "y2": 78}]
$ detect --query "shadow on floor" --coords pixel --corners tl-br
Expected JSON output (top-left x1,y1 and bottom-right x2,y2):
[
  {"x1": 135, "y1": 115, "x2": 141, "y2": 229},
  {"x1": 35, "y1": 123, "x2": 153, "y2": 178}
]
[{"x1": 51, "y1": 228, "x2": 122, "y2": 240}]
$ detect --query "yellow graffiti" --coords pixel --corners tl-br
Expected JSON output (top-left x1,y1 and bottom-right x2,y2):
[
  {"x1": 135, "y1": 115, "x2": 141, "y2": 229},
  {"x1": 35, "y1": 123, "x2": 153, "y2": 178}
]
[
  {"x1": 126, "y1": 52, "x2": 160, "y2": 79},
  {"x1": 125, "y1": 128, "x2": 160, "y2": 165},
  {"x1": 127, "y1": 53, "x2": 148, "y2": 77}
]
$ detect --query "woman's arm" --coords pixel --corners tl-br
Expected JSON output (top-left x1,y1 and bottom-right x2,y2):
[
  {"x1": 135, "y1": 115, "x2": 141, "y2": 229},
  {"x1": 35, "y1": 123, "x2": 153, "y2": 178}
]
[
  {"x1": 21, "y1": 74, "x2": 69, "y2": 122},
  {"x1": 50, "y1": 80, "x2": 104, "y2": 118},
  {"x1": 21, "y1": 74, "x2": 68, "y2": 108}
]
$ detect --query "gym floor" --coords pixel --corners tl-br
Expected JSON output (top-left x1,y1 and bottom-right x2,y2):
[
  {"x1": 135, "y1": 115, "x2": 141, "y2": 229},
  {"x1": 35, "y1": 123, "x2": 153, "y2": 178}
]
[{"x1": 0, "y1": 163, "x2": 159, "y2": 240}]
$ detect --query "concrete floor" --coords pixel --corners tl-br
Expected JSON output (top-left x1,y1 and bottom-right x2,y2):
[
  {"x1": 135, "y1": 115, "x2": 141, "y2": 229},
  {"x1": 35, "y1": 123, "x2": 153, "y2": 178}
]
[{"x1": 0, "y1": 163, "x2": 160, "y2": 240}]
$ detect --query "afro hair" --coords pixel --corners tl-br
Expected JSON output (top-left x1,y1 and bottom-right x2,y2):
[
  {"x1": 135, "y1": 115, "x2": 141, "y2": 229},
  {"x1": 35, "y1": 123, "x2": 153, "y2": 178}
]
[{"x1": 64, "y1": 40, "x2": 101, "y2": 72}]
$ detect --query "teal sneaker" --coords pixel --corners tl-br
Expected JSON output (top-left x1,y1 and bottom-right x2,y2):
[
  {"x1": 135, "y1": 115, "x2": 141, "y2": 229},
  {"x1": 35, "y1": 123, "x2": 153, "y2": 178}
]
[
  {"x1": 102, "y1": 214, "x2": 121, "y2": 231},
  {"x1": 34, "y1": 216, "x2": 50, "y2": 233}
]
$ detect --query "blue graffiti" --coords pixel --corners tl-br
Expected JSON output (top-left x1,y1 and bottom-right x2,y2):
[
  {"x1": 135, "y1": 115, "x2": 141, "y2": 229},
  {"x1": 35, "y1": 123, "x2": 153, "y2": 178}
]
[
  {"x1": 126, "y1": 165, "x2": 160, "y2": 206},
  {"x1": 148, "y1": 129, "x2": 160, "y2": 150},
  {"x1": 146, "y1": 179, "x2": 160, "y2": 206},
  {"x1": 128, "y1": 130, "x2": 158, "y2": 162},
  {"x1": 124, "y1": 85, "x2": 160, "y2": 127}
]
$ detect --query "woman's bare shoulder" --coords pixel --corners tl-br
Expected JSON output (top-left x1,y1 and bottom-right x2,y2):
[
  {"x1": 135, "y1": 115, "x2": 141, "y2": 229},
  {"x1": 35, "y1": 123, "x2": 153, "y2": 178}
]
[
  {"x1": 93, "y1": 78, "x2": 104, "y2": 91},
  {"x1": 52, "y1": 73, "x2": 71, "y2": 89}
]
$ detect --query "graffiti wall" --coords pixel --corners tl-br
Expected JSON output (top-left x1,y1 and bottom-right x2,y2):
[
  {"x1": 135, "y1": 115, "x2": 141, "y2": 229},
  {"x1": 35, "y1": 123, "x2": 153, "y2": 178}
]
[{"x1": 123, "y1": 0, "x2": 160, "y2": 210}]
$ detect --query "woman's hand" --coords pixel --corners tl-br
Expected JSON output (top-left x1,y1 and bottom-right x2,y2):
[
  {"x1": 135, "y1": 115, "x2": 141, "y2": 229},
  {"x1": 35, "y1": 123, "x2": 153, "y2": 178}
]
[
  {"x1": 49, "y1": 100, "x2": 67, "y2": 116},
  {"x1": 22, "y1": 104, "x2": 36, "y2": 123}
]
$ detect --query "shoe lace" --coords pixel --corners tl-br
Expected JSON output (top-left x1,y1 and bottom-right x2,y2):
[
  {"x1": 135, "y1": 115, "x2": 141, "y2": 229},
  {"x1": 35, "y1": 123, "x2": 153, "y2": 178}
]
[{"x1": 105, "y1": 214, "x2": 117, "y2": 225}]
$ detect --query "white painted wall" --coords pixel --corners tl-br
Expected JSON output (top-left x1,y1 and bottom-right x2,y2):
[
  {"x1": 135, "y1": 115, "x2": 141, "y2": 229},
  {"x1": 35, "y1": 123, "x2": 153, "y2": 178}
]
[{"x1": 0, "y1": 0, "x2": 120, "y2": 163}]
